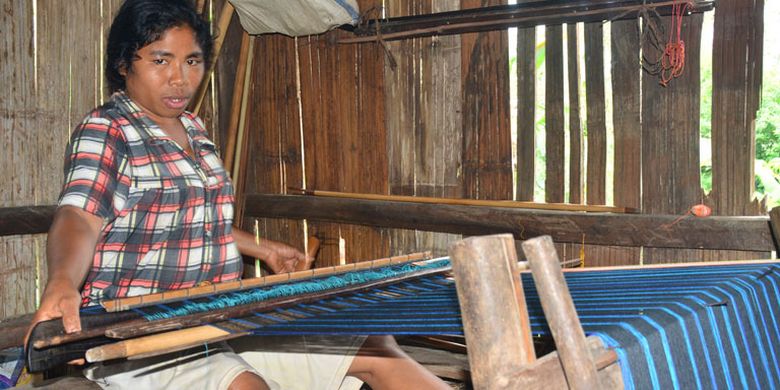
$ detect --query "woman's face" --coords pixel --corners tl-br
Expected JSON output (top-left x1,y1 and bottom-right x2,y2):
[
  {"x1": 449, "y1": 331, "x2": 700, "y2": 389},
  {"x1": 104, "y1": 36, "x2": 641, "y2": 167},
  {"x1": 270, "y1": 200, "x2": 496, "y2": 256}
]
[{"x1": 122, "y1": 25, "x2": 205, "y2": 124}]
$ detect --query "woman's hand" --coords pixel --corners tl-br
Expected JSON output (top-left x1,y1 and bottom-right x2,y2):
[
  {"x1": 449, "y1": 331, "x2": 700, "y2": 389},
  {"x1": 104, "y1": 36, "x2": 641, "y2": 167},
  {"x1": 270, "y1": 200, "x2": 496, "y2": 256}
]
[
  {"x1": 25, "y1": 279, "x2": 86, "y2": 365},
  {"x1": 232, "y1": 228, "x2": 313, "y2": 274},
  {"x1": 262, "y1": 240, "x2": 309, "y2": 274}
]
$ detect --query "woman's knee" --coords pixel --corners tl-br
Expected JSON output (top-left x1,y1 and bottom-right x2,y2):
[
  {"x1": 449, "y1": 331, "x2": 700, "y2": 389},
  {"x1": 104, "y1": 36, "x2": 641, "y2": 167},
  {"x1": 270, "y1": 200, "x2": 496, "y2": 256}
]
[
  {"x1": 228, "y1": 371, "x2": 270, "y2": 390},
  {"x1": 361, "y1": 335, "x2": 404, "y2": 357}
]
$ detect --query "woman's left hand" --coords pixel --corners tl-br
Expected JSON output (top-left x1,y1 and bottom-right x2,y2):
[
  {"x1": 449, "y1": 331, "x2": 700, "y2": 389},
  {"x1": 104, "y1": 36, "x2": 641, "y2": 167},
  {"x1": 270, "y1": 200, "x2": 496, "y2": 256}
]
[{"x1": 262, "y1": 240, "x2": 309, "y2": 274}]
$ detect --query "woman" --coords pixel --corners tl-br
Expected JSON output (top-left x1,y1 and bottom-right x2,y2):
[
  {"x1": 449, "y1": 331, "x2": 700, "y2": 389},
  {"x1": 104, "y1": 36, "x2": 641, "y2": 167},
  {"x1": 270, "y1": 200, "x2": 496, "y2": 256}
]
[{"x1": 29, "y1": 1, "x2": 448, "y2": 389}]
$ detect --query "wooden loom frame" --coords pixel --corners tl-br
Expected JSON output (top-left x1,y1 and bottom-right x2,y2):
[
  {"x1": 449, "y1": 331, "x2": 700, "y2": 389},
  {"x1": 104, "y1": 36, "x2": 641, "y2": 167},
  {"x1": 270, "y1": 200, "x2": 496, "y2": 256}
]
[{"x1": 450, "y1": 234, "x2": 623, "y2": 389}]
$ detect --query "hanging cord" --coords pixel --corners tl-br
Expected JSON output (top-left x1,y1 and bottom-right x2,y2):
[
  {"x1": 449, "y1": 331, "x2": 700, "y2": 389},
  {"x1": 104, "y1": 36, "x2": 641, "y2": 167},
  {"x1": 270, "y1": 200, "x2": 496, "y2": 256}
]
[
  {"x1": 354, "y1": 6, "x2": 398, "y2": 70},
  {"x1": 659, "y1": 2, "x2": 693, "y2": 86}
]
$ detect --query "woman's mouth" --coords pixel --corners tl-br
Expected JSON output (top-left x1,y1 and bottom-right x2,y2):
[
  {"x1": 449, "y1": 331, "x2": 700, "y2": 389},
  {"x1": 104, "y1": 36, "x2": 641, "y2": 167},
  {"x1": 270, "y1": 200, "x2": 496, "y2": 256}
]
[{"x1": 163, "y1": 96, "x2": 189, "y2": 110}]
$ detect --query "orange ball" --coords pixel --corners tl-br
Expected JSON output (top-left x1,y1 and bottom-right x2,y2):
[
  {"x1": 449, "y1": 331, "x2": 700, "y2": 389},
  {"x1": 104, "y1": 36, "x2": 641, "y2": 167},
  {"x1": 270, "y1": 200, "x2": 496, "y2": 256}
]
[{"x1": 690, "y1": 204, "x2": 712, "y2": 218}]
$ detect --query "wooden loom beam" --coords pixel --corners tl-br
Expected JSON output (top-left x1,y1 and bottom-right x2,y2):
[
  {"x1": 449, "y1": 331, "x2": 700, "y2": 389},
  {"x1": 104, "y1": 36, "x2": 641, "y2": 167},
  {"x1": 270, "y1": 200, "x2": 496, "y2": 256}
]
[
  {"x1": 26, "y1": 255, "x2": 448, "y2": 371},
  {"x1": 245, "y1": 194, "x2": 775, "y2": 252},
  {"x1": 449, "y1": 234, "x2": 536, "y2": 388},
  {"x1": 449, "y1": 234, "x2": 621, "y2": 388},
  {"x1": 522, "y1": 235, "x2": 602, "y2": 389}
]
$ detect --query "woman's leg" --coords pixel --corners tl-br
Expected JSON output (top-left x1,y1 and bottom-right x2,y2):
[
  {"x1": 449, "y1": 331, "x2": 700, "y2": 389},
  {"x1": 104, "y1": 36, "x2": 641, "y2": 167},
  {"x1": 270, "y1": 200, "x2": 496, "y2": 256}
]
[{"x1": 346, "y1": 335, "x2": 450, "y2": 390}]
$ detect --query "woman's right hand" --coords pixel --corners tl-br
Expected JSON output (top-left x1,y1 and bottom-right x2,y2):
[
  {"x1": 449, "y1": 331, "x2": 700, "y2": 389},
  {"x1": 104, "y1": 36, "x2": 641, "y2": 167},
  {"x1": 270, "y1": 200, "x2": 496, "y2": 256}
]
[{"x1": 25, "y1": 278, "x2": 83, "y2": 347}]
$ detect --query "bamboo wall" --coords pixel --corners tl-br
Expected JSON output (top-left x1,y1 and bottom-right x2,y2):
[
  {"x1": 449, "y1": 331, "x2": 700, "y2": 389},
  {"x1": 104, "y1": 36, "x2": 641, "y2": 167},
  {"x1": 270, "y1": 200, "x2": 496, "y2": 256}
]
[
  {"x1": 0, "y1": 0, "x2": 226, "y2": 320},
  {"x1": 243, "y1": 0, "x2": 769, "y2": 266}
]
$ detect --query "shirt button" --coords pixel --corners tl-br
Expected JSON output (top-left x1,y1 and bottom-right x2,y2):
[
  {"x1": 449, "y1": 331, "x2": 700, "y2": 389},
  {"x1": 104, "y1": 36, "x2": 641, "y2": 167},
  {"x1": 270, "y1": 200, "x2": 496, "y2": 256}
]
[{"x1": 205, "y1": 230, "x2": 212, "y2": 238}]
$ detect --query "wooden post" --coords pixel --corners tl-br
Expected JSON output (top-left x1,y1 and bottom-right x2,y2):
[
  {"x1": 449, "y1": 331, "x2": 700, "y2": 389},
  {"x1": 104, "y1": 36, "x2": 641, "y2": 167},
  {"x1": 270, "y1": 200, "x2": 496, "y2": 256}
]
[
  {"x1": 770, "y1": 206, "x2": 780, "y2": 253},
  {"x1": 449, "y1": 234, "x2": 535, "y2": 389},
  {"x1": 522, "y1": 235, "x2": 601, "y2": 389}
]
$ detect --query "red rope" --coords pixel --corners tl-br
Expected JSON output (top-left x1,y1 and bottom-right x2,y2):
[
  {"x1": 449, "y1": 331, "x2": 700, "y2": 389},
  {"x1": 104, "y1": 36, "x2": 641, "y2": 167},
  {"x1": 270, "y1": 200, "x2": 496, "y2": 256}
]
[{"x1": 659, "y1": 2, "x2": 693, "y2": 86}]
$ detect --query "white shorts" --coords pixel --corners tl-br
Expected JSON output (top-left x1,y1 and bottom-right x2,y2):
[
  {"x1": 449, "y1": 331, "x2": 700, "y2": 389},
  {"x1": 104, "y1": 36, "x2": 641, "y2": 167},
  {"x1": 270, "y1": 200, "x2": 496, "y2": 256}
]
[{"x1": 83, "y1": 336, "x2": 366, "y2": 390}]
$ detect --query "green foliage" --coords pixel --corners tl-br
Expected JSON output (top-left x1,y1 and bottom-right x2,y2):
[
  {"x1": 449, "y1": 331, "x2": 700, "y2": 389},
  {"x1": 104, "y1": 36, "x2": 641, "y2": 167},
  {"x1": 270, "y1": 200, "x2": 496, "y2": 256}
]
[
  {"x1": 700, "y1": 67, "x2": 713, "y2": 138},
  {"x1": 700, "y1": 67, "x2": 780, "y2": 208}
]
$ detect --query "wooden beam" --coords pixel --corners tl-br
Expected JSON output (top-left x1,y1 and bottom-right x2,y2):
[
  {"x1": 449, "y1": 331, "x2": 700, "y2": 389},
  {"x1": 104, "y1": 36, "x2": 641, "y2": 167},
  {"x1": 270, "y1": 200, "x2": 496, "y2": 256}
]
[
  {"x1": 522, "y1": 236, "x2": 601, "y2": 389},
  {"x1": 770, "y1": 206, "x2": 780, "y2": 253},
  {"x1": 244, "y1": 194, "x2": 775, "y2": 252},
  {"x1": 0, "y1": 205, "x2": 56, "y2": 236},
  {"x1": 449, "y1": 234, "x2": 535, "y2": 388},
  {"x1": 508, "y1": 336, "x2": 623, "y2": 388},
  {"x1": 341, "y1": 0, "x2": 714, "y2": 43}
]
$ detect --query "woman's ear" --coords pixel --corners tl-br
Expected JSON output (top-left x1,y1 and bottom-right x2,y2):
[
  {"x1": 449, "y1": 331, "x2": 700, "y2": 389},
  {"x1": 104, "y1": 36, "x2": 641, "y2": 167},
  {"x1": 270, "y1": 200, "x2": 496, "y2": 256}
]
[{"x1": 118, "y1": 61, "x2": 129, "y2": 77}]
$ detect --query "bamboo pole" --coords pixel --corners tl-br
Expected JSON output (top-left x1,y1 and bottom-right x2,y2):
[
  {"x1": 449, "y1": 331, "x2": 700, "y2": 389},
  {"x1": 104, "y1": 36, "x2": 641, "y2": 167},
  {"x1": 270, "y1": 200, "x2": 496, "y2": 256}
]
[
  {"x1": 339, "y1": 0, "x2": 713, "y2": 44},
  {"x1": 230, "y1": 35, "x2": 255, "y2": 228},
  {"x1": 448, "y1": 234, "x2": 535, "y2": 389},
  {"x1": 85, "y1": 325, "x2": 244, "y2": 363},
  {"x1": 191, "y1": 1, "x2": 235, "y2": 115},
  {"x1": 522, "y1": 235, "x2": 601, "y2": 389},
  {"x1": 290, "y1": 188, "x2": 638, "y2": 213},
  {"x1": 223, "y1": 31, "x2": 251, "y2": 176}
]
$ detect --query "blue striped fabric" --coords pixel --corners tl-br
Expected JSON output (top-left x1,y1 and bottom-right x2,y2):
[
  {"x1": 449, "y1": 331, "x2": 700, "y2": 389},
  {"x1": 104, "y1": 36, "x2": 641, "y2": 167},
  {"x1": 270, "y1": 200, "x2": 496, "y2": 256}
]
[{"x1": 127, "y1": 260, "x2": 780, "y2": 389}]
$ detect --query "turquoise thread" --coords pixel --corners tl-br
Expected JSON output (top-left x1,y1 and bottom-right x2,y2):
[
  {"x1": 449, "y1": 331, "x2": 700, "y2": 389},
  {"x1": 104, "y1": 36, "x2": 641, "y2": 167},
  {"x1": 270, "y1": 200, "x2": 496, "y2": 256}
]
[{"x1": 143, "y1": 259, "x2": 450, "y2": 321}]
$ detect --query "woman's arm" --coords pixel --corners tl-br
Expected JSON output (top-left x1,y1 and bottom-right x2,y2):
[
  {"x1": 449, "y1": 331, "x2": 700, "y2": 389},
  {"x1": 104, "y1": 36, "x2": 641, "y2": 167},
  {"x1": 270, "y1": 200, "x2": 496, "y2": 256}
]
[{"x1": 27, "y1": 206, "x2": 103, "y2": 340}]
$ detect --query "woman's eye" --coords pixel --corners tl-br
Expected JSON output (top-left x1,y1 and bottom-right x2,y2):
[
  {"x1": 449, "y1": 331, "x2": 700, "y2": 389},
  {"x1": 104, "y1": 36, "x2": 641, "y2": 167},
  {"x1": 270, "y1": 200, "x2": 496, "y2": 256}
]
[
  {"x1": 153, "y1": 59, "x2": 166, "y2": 65},
  {"x1": 187, "y1": 59, "x2": 202, "y2": 66}
]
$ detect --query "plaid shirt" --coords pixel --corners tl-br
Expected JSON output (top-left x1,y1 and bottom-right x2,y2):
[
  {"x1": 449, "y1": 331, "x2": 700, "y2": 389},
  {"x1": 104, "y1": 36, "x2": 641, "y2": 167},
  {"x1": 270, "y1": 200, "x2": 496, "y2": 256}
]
[{"x1": 59, "y1": 92, "x2": 242, "y2": 306}]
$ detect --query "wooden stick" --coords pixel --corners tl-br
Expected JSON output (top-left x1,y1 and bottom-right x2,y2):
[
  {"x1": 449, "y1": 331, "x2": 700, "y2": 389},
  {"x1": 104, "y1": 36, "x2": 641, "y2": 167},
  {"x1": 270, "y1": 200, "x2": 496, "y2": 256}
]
[
  {"x1": 522, "y1": 235, "x2": 601, "y2": 389},
  {"x1": 289, "y1": 188, "x2": 638, "y2": 213},
  {"x1": 507, "y1": 336, "x2": 623, "y2": 389},
  {"x1": 191, "y1": 1, "x2": 235, "y2": 115},
  {"x1": 85, "y1": 325, "x2": 245, "y2": 363},
  {"x1": 222, "y1": 31, "x2": 251, "y2": 175},
  {"x1": 449, "y1": 234, "x2": 535, "y2": 389},
  {"x1": 230, "y1": 35, "x2": 255, "y2": 228},
  {"x1": 770, "y1": 206, "x2": 780, "y2": 253},
  {"x1": 100, "y1": 251, "x2": 430, "y2": 313},
  {"x1": 296, "y1": 236, "x2": 321, "y2": 271}
]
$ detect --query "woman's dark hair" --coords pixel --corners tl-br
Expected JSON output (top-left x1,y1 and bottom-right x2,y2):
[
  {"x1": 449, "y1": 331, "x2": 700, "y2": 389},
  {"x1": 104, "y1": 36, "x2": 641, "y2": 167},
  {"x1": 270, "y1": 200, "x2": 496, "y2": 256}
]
[{"x1": 105, "y1": 0, "x2": 213, "y2": 93}]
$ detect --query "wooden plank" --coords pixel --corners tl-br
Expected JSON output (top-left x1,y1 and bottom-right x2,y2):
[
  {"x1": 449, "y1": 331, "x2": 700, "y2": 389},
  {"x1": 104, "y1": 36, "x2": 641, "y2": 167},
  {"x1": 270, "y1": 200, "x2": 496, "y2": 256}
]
[
  {"x1": 298, "y1": 34, "x2": 344, "y2": 266},
  {"x1": 523, "y1": 236, "x2": 601, "y2": 389},
  {"x1": 214, "y1": 0, "x2": 245, "y2": 152},
  {"x1": 610, "y1": 19, "x2": 641, "y2": 210},
  {"x1": 385, "y1": 0, "x2": 420, "y2": 255},
  {"x1": 244, "y1": 194, "x2": 775, "y2": 251},
  {"x1": 461, "y1": 0, "x2": 512, "y2": 202},
  {"x1": 584, "y1": 22, "x2": 606, "y2": 205},
  {"x1": 608, "y1": 19, "x2": 642, "y2": 266},
  {"x1": 450, "y1": 234, "x2": 535, "y2": 388},
  {"x1": 770, "y1": 206, "x2": 780, "y2": 253},
  {"x1": 711, "y1": 0, "x2": 765, "y2": 215},
  {"x1": 545, "y1": 25, "x2": 565, "y2": 203},
  {"x1": 385, "y1": 0, "x2": 463, "y2": 257},
  {"x1": 243, "y1": 34, "x2": 305, "y2": 273},
  {"x1": 341, "y1": 0, "x2": 388, "y2": 262},
  {"x1": 296, "y1": 0, "x2": 389, "y2": 264},
  {"x1": 416, "y1": 0, "x2": 463, "y2": 256},
  {"x1": 567, "y1": 23, "x2": 582, "y2": 205},
  {"x1": 516, "y1": 24, "x2": 536, "y2": 201},
  {"x1": 0, "y1": 2, "x2": 37, "y2": 323}
]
